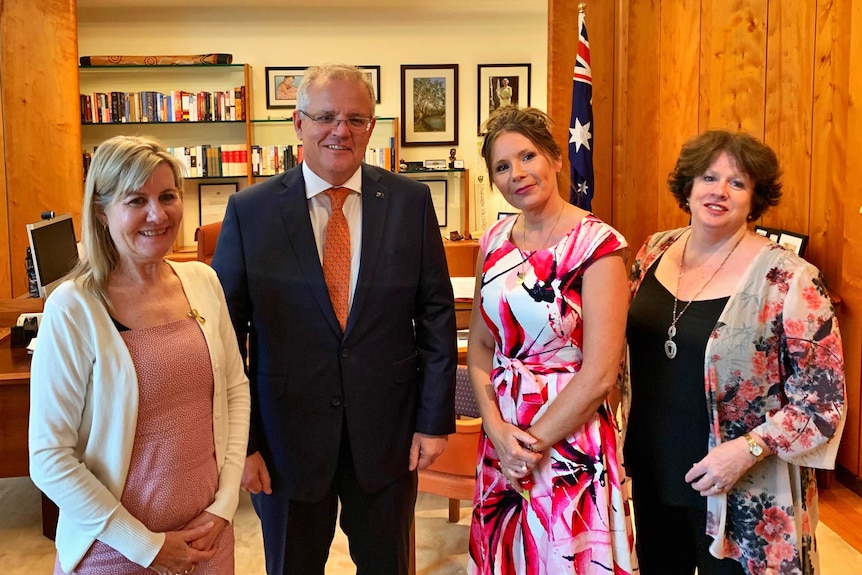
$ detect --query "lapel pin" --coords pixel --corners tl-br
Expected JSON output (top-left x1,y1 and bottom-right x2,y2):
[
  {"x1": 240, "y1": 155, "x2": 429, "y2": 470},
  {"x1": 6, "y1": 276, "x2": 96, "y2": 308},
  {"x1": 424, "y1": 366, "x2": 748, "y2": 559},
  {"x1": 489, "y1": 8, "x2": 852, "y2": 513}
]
[{"x1": 376, "y1": 191, "x2": 384, "y2": 198}]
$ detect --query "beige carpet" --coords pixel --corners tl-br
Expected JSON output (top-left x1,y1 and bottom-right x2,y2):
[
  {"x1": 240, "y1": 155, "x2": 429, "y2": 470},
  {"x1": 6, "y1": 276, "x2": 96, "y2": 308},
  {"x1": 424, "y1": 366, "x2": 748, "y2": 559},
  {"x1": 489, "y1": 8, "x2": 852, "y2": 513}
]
[
  {"x1": 2, "y1": 476, "x2": 860, "y2": 574},
  {"x1": 0, "y1": 477, "x2": 471, "y2": 574}
]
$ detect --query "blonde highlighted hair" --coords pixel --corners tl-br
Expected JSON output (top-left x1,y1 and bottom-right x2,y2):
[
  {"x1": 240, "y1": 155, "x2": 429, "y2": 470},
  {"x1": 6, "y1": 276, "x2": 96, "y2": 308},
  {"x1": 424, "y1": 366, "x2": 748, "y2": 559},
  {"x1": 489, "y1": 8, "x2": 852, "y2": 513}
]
[{"x1": 70, "y1": 135, "x2": 184, "y2": 310}]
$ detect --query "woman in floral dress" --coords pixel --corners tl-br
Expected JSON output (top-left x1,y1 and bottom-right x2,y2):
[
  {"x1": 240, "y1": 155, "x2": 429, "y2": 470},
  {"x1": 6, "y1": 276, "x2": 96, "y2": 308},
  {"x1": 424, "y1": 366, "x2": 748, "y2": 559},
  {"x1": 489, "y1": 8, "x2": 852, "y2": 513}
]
[
  {"x1": 625, "y1": 130, "x2": 845, "y2": 575},
  {"x1": 467, "y1": 106, "x2": 637, "y2": 574}
]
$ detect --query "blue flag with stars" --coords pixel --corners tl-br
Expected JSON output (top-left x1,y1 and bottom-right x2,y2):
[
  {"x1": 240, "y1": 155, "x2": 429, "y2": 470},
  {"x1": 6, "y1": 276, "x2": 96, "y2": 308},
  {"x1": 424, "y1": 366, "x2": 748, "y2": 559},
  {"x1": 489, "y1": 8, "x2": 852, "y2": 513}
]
[{"x1": 569, "y1": 9, "x2": 594, "y2": 210}]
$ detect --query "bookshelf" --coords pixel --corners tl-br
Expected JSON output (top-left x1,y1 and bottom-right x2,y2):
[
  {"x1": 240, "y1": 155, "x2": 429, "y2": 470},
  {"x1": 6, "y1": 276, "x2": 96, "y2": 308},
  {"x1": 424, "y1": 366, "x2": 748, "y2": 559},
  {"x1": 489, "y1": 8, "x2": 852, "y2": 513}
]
[
  {"x1": 249, "y1": 116, "x2": 400, "y2": 179},
  {"x1": 78, "y1": 63, "x2": 252, "y2": 249}
]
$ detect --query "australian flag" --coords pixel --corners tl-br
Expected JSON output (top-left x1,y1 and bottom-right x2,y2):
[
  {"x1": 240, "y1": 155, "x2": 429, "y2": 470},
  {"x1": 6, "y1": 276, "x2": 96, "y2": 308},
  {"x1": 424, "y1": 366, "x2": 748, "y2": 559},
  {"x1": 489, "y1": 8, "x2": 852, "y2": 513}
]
[{"x1": 569, "y1": 9, "x2": 594, "y2": 210}]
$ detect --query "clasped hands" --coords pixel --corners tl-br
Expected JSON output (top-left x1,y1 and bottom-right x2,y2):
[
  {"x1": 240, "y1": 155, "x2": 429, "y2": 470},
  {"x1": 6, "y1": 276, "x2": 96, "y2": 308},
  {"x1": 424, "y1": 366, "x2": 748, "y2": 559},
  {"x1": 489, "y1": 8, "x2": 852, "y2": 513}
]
[
  {"x1": 486, "y1": 419, "x2": 543, "y2": 491},
  {"x1": 149, "y1": 511, "x2": 228, "y2": 575}
]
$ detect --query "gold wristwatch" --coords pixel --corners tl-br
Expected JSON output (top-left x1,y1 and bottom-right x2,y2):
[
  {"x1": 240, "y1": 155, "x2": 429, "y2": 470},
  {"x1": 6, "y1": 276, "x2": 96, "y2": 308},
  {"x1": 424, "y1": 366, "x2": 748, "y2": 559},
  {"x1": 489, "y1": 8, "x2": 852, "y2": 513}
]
[{"x1": 744, "y1": 432, "x2": 764, "y2": 460}]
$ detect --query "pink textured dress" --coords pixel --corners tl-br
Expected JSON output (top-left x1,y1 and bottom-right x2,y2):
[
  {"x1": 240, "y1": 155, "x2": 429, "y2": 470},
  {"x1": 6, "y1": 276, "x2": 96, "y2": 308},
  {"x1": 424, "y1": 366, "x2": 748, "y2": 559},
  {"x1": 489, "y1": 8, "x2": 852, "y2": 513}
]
[{"x1": 57, "y1": 317, "x2": 234, "y2": 575}]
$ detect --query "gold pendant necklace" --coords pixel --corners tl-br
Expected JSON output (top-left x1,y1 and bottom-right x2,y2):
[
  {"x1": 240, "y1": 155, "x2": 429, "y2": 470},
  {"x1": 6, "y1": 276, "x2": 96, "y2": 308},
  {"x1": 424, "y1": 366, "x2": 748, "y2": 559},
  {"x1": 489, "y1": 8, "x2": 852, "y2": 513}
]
[
  {"x1": 664, "y1": 230, "x2": 744, "y2": 359},
  {"x1": 516, "y1": 203, "x2": 565, "y2": 285}
]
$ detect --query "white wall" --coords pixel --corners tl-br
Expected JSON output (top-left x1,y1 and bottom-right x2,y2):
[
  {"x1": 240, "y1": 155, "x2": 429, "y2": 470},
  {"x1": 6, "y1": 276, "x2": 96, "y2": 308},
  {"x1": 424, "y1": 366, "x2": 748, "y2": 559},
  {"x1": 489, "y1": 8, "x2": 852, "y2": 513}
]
[{"x1": 77, "y1": 1, "x2": 548, "y2": 235}]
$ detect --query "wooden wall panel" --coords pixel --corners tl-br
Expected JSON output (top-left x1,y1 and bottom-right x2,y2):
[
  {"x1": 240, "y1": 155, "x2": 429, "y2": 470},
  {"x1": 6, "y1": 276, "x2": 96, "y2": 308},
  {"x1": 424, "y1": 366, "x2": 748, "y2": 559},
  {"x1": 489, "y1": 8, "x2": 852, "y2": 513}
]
[
  {"x1": 614, "y1": 0, "x2": 661, "y2": 251},
  {"x1": 762, "y1": 0, "x2": 816, "y2": 235},
  {"x1": 809, "y1": 0, "x2": 848, "y2": 285},
  {"x1": 657, "y1": 0, "x2": 700, "y2": 233},
  {"x1": 587, "y1": 1, "x2": 616, "y2": 224},
  {"x1": 0, "y1": 75, "x2": 10, "y2": 298},
  {"x1": 0, "y1": 0, "x2": 82, "y2": 297},
  {"x1": 838, "y1": 0, "x2": 862, "y2": 477},
  {"x1": 810, "y1": 0, "x2": 855, "y2": 473},
  {"x1": 699, "y1": 0, "x2": 768, "y2": 135}
]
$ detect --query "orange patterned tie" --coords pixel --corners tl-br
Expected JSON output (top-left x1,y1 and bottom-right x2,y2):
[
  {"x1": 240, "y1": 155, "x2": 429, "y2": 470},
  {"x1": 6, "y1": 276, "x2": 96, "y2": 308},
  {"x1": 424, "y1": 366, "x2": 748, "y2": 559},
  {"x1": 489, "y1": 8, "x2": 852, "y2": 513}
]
[{"x1": 323, "y1": 187, "x2": 352, "y2": 330}]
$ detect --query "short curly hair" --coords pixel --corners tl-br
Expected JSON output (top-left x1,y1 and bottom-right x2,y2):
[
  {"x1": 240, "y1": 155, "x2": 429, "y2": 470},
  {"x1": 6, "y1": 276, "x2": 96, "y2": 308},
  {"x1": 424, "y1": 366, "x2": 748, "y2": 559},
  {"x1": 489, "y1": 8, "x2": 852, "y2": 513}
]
[
  {"x1": 480, "y1": 106, "x2": 561, "y2": 176},
  {"x1": 668, "y1": 130, "x2": 782, "y2": 221}
]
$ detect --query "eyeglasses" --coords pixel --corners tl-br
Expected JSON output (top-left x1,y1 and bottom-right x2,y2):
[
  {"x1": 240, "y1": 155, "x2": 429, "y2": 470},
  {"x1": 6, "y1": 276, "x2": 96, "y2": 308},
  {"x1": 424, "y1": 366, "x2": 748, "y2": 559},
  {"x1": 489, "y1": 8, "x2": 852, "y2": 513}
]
[{"x1": 297, "y1": 110, "x2": 373, "y2": 132}]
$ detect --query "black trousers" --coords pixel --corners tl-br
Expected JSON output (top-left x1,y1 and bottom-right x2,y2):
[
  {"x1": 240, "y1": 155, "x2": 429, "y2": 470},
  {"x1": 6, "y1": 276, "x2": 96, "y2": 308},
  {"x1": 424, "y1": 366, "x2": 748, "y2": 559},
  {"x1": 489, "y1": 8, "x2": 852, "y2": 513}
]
[
  {"x1": 632, "y1": 479, "x2": 746, "y2": 575},
  {"x1": 252, "y1": 425, "x2": 418, "y2": 575}
]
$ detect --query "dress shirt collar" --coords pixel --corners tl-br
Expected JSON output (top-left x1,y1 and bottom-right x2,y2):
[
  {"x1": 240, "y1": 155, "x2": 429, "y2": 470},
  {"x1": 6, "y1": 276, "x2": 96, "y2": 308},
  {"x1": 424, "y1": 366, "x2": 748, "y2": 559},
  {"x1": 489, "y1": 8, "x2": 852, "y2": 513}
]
[{"x1": 302, "y1": 162, "x2": 363, "y2": 199}]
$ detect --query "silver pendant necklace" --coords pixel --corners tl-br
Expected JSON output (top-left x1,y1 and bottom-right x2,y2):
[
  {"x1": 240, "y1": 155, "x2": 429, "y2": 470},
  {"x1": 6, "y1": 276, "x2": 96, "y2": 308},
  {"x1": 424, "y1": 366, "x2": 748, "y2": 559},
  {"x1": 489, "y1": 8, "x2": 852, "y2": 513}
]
[
  {"x1": 517, "y1": 204, "x2": 565, "y2": 285},
  {"x1": 665, "y1": 230, "x2": 745, "y2": 359}
]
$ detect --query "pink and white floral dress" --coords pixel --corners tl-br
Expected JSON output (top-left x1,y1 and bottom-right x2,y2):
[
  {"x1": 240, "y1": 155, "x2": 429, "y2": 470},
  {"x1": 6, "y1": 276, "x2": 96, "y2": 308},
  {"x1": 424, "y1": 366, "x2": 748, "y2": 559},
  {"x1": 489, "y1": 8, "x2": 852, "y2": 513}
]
[{"x1": 468, "y1": 214, "x2": 637, "y2": 575}]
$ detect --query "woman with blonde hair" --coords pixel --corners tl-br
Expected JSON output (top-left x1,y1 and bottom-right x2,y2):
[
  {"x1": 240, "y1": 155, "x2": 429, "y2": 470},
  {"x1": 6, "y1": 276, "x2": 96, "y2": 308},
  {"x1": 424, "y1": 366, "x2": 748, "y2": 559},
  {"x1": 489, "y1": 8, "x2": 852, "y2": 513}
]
[{"x1": 30, "y1": 135, "x2": 250, "y2": 575}]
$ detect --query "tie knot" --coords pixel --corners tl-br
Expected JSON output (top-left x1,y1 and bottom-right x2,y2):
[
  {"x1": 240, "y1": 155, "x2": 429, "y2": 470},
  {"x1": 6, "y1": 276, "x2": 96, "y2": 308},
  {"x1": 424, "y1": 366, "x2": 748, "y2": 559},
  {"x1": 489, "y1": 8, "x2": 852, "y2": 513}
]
[{"x1": 325, "y1": 187, "x2": 350, "y2": 211}]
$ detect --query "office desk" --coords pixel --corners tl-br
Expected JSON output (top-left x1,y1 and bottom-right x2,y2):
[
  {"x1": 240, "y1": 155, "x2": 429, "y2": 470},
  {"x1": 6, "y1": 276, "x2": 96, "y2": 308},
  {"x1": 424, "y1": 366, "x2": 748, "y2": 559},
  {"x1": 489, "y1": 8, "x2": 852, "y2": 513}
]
[
  {"x1": 0, "y1": 335, "x2": 59, "y2": 538},
  {"x1": 0, "y1": 339, "x2": 32, "y2": 478}
]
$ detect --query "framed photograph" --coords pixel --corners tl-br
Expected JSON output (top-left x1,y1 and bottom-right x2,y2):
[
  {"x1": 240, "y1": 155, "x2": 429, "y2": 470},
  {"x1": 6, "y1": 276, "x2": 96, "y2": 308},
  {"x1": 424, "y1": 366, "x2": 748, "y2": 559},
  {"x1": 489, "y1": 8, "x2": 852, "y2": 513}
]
[
  {"x1": 358, "y1": 65, "x2": 381, "y2": 103},
  {"x1": 497, "y1": 211, "x2": 518, "y2": 220},
  {"x1": 417, "y1": 179, "x2": 448, "y2": 227},
  {"x1": 199, "y1": 183, "x2": 238, "y2": 226},
  {"x1": 265, "y1": 66, "x2": 306, "y2": 109},
  {"x1": 401, "y1": 64, "x2": 459, "y2": 147},
  {"x1": 777, "y1": 231, "x2": 808, "y2": 257},
  {"x1": 478, "y1": 64, "x2": 531, "y2": 134},
  {"x1": 754, "y1": 225, "x2": 781, "y2": 242}
]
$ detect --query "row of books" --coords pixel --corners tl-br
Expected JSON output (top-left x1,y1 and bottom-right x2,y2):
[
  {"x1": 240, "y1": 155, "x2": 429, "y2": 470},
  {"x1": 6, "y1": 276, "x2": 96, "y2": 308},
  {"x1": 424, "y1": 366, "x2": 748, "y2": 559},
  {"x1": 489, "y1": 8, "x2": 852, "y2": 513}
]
[
  {"x1": 80, "y1": 87, "x2": 246, "y2": 124},
  {"x1": 170, "y1": 144, "x2": 248, "y2": 177},
  {"x1": 365, "y1": 141, "x2": 396, "y2": 172},
  {"x1": 251, "y1": 145, "x2": 303, "y2": 177}
]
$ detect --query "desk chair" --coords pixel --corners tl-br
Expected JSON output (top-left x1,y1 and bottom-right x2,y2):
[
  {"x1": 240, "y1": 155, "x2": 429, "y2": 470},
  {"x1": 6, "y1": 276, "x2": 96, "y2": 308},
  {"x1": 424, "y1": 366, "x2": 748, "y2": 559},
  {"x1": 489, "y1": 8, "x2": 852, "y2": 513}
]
[{"x1": 194, "y1": 221, "x2": 222, "y2": 265}]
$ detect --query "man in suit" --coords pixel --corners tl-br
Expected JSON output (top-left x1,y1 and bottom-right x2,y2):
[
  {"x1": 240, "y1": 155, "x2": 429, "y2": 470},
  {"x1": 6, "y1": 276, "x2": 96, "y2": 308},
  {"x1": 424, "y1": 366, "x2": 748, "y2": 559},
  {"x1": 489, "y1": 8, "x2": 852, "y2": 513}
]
[{"x1": 212, "y1": 64, "x2": 457, "y2": 575}]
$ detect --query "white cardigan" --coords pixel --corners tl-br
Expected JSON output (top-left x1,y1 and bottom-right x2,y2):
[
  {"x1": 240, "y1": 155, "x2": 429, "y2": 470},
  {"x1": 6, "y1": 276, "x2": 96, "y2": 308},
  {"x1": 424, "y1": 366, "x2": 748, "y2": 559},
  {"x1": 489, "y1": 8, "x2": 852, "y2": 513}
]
[{"x1": 29, "y1": 260, "x2": 250, "y2": 572}]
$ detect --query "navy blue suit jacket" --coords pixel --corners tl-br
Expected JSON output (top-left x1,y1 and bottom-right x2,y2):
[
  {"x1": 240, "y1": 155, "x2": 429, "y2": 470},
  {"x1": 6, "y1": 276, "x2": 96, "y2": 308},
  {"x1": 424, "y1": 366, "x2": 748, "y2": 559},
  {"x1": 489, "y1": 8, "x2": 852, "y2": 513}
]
[{"x1": 212, "y1": 164, "x2": 457, "y2": 501}]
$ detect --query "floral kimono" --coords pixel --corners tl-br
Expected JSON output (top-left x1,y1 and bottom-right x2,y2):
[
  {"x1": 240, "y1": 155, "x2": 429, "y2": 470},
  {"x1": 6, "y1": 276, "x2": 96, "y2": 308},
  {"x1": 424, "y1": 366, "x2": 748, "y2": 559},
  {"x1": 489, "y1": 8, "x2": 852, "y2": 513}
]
[{"x1": 626, "y1": 227, "x2": 845, "y2": 575}]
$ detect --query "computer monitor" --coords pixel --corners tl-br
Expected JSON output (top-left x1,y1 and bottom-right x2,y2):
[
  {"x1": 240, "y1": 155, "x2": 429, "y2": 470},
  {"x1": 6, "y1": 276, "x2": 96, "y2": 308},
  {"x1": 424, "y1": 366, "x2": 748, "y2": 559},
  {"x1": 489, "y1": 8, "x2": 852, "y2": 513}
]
[{"x1": 26, "y1": 213, "x2": 80, "y2": 298}]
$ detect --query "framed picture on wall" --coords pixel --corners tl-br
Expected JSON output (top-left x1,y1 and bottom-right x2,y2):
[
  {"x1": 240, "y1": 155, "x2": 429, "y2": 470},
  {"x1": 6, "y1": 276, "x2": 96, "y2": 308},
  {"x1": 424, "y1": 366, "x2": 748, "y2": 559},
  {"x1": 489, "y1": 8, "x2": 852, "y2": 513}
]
[
  {"x1": 358, "y1": 65, "x2": 382, "y2": 103},
  {"x1": 401, "y1": 64, "x2": 459, "y2": 147},
  {"x1": 777, "y1": 230, "x2": 808, "y2": 257},
  {"x1": 417, "y1": 179, "x2": 448, "y2": 227},
  {"x1": 265, "y1": 66, "x2": 306, "y2": 109},
  {"x1": 477, "y1": 63, "x2": 531, "y2": 134}
]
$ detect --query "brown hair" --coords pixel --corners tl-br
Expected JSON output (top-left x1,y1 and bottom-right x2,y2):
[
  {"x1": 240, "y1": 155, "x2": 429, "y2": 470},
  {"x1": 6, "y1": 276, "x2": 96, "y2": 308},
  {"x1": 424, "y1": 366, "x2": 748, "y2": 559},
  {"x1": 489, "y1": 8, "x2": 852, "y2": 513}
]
[
  {"x1": 668, "y1": 130, "x2": 782, "y2": 220},
  {"x1": 480, "y1": 106, "x2": 561, "y2": 177}
]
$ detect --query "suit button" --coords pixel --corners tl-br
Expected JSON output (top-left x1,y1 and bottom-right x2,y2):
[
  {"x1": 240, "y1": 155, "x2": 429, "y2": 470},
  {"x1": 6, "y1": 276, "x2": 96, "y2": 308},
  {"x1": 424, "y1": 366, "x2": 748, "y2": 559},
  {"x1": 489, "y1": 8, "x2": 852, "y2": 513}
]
[
  {"x1": 340, "y1": 348, "x2": 348, "y2": 358},
  {"x1": 331, "y1": 396, "x2": 343, "y2": 407}
]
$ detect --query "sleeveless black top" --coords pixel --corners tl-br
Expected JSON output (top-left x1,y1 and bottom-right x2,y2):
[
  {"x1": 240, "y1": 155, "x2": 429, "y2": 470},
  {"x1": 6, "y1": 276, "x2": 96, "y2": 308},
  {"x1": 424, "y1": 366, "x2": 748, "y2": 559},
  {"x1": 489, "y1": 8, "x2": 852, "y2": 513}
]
[{"x1": 625, "y1": 256, "x2": 729, "y2": 507}]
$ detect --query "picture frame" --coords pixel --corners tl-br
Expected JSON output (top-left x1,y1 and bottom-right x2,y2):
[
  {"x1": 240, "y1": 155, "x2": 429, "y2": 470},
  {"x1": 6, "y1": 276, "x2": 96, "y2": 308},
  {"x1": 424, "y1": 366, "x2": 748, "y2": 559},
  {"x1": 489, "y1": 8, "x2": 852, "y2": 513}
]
[
  {"x1": 199, "y1": 183, "x2": 238, "y2": 226},
  {"x1": 497, "y1": 211, "x2": 518, "y2": 220},
  {"x1": 417, "y1": 179, "x2": 448, "y2": 227},
  {"x1": 265, "y1": 66, "x2": 306, "y2": 109},
  {"x1": 401, "y1": 64, "x2": 459, "y2": 147},
  {"x1": 358, "y1": 65, "x2": 381, "y2": 103},
  {"x1": 754, "y1": 225, "x2": 781, "y2": 243},
  {"x1": 477, "y1": 63, "x2": 531, "y2": 134},
  {"x1": 777, "y1": 230, "x2": 808, "y2": 257}
]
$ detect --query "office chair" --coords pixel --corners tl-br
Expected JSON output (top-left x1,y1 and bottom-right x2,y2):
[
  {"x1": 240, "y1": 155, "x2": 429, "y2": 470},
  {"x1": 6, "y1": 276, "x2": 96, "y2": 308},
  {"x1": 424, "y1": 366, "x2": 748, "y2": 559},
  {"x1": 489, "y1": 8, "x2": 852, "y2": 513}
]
[
  {"x1": 417, "y1": 365, "x2": 481, "y2": 522},
  {"x1": 194, "y1": 221, "x2": 222, "y2": 265}
]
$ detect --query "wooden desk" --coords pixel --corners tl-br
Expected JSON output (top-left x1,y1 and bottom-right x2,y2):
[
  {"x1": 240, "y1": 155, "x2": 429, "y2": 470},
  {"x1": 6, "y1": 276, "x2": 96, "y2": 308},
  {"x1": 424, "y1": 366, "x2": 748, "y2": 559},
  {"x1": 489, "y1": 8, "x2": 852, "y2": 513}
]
[
  {"x1": 443, "y1": 239, "x2": 480, "y2": 278},
  {"x1": 0, "y1": 340, "x2": 33, "y2": 478},
  {"x1": 0, "y1": 335, "x2": 59, "y2": 538}
]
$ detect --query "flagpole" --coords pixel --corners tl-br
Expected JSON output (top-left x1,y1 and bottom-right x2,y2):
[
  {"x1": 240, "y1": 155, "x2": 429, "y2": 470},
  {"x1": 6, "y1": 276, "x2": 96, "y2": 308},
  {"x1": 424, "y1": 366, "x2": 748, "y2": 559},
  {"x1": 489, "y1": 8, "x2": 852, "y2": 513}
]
[{"x1": 579, "y1": 3, "x2": 586, "y2": 13}]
